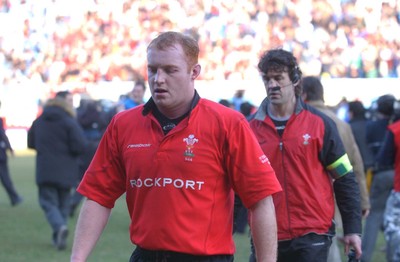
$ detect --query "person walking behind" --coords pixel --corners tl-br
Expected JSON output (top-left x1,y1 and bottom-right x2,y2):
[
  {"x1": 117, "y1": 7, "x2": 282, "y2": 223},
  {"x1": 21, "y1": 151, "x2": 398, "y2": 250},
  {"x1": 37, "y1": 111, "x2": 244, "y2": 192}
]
[
  {"x1": 69, "y1": 99, "x2": 108, "y2": 217},
  {"x1": 347, "y1": 101, "x2": 374, "y2": 174},
  {"x1": 302, "y1": 76, "x2": 370, "y2": 262},
  {"x1": 27, "y1": 91, "x2": 87, "y2": 250},
  {"x1": 71, "y1": 31, "x2": 282, "y2": 262},
  {"x1": 376, "y1": 116, "x2": 400, "y2": 262},
  {"x1": 248, "y1": 49, "x2": 362, "y2": 261},
  {"x1": 0, "y1": 101, "x2": 23, "y2": 206},
  {"x1": 360, "y1": 94, "x2": 396, "y2": 262},
  {"x1": 347, "y1": 101, "x2": 375, "y2": 202}
]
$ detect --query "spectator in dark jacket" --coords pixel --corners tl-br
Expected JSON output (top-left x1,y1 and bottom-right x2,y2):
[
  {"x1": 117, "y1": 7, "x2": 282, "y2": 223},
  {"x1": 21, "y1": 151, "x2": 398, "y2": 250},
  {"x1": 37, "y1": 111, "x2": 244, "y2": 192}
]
[
  {"x1": 0, "y1": 102, "x2": 23, "y2": 206},
  {"x1": 348, "y1": 101, "x2": 374, "y2": 170},
  {"x1": 69, "y1": 98, "x2": 109, "y2": 217},
  {"x1": 359, "y1": 94, "x2": 396, "y2": 262},
  {"x1": 27, "y1": 91, "x2": 87, "y2": 250}
]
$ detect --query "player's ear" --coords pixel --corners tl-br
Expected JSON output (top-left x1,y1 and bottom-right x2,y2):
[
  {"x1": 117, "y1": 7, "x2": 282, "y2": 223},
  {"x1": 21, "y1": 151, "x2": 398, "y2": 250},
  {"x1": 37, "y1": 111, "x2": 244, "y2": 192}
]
[{"x1": 191, "y1": 64, "x2": 201, "y2": 80}]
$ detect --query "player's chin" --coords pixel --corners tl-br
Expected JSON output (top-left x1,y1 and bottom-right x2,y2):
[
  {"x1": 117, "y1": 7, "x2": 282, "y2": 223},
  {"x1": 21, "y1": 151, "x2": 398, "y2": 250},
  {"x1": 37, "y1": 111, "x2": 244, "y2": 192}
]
[
  {"x1": 153, "y1": 98, "x2": 172, "y2": 108},
  {"x1": 267, "y1": 94, "x2": 280, "y2": 101}
]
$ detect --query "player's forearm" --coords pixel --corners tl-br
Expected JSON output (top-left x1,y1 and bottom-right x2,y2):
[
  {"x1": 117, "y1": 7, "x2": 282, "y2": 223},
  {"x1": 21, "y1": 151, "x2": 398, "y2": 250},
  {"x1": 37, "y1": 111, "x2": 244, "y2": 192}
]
[
  {"x1": 249, "y1": 196, "x2": 278, "y2": 262},
  {"x1": 71, "y1": 199, "x2": 111, "y2": 262},
  {"x1": 334, "y1": 172, "x2": 362, "y2": 235}
]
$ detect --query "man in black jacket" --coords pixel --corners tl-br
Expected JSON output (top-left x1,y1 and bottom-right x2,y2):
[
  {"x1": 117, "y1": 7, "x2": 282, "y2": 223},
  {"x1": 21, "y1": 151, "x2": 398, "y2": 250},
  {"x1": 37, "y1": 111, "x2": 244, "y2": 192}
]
[
  {"x1": 0, "y1": 101, "x2": 23, "y2": 206},
  {"x1": 28, "y1": 91, "x2": 87, "y2": 250}
]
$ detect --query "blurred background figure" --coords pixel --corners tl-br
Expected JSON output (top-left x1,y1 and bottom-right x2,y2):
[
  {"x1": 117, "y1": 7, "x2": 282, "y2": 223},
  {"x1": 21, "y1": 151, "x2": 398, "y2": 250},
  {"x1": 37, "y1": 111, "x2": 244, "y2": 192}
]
[
  {"x1": 27, "y1": 91, "x2": 87, "y2": 250},
  {"x1": 232, "y1": 89, "x2": 245, "y2": 111},
  {"x1": 0, "y1": 101, "x2": 23, "y2": 206},
  {"x1": 239, "y1": 101, "x2": 255, "y2": 120},
  {"x1": 69, "y1": 98, "x2": 109, "y2": 217},
  {"x1": 336, "y1": 97, "x2": 349, "y2": 122},
  {"x1": 347, "y1": 101, "x2": 374, "y2": 174},
  {"x1": 359, "y1": 94, "x2": 397, "y2": 262},
  {"x1": 218, "y1": 99, "x2": 235, "y2": 109},
  {"x1": 123, "y1": 80, "x2": 147, "y2": 110},
  {"x1": 376, "y1": 111, "x2": 400, "y2": 262}
]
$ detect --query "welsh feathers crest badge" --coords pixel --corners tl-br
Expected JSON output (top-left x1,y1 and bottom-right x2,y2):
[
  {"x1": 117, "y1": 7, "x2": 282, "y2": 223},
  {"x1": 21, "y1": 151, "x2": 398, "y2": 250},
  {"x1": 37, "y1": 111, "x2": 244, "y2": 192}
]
[
  {"x1": 183, "y1": 134, "x2": 198, "y2": 161},
  {"x1": 303, "y1": 134, "x2": 311, "y2": 145}
]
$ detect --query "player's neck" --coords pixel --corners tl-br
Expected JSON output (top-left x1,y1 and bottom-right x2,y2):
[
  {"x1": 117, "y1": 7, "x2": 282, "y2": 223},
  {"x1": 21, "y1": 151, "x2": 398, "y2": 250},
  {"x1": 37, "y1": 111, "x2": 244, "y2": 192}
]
[{"x1": 268, "y1": 102, "x2": 295, "y2": 119}]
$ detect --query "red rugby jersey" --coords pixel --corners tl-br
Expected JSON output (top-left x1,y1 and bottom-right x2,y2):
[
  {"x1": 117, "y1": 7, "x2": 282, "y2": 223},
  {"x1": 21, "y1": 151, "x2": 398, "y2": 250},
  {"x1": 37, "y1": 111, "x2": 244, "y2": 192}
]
[{"x1": 78, "y1": 98, "x2": 281, "y2": 255}]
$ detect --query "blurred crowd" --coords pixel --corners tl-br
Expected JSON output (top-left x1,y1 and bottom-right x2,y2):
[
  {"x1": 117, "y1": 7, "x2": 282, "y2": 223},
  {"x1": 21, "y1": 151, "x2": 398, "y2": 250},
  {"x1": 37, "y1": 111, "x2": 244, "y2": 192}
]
[{"x1": 0, "y1": 0, "x2": 400, "y2": 88}]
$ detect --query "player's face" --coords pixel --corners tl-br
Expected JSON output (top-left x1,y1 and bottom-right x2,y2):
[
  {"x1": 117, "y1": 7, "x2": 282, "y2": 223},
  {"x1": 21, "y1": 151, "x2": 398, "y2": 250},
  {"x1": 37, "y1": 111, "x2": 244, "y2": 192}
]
[
  {"x1": 147, "y1": 44, "x2": 199, "y2": 116},
  {"x1": 262, "y1": 70, "x2": 295, "y2": 106}
]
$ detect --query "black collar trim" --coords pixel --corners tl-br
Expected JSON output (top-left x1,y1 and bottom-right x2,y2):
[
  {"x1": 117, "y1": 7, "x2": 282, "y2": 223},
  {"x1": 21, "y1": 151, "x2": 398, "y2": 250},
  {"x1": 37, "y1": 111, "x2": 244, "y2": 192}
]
[{"x1": 142, "y1": 90, "x2": 200, "y2": 117}]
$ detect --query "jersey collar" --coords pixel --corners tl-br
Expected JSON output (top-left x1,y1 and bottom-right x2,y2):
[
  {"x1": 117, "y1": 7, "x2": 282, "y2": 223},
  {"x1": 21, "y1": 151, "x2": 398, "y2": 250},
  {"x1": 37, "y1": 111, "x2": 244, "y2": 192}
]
[
  {"x1": 142, "y1": 90, "x2": 201, "y2": 117},
  {"x1": 254, "y1": 96, "x2": 304, "y2": 121}
]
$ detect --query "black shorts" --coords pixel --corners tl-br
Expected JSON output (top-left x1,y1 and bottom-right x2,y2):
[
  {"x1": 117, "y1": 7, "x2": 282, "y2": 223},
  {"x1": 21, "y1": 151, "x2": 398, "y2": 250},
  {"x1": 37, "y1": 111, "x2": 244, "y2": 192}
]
[
  {"x1": 250, "y1": 233, "x2": 332, "y2": 262},
  {"x1": 130, "y1": 246, "x2": 234, "y2": 262}
]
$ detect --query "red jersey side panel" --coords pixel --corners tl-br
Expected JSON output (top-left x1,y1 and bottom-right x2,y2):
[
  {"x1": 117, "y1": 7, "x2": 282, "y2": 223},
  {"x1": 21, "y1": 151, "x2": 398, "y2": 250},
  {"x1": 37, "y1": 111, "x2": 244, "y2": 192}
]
[{"x1": 389, "y1": 121, "x2": 400, "y2": 192}]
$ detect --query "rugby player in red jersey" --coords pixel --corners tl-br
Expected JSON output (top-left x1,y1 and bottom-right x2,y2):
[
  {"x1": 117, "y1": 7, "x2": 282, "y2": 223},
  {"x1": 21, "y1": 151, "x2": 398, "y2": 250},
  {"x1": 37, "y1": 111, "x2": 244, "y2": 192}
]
[{"x1": 71, "y1": 31, "x2": 282, "y2": 262}]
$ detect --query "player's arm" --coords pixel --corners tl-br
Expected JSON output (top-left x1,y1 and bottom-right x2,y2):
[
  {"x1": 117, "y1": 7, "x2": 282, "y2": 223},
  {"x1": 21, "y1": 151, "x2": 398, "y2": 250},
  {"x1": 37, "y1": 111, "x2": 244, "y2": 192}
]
[
  {"x1": 334, "y1": 171, "x2": 362, "y2": 259},
  {"x1": 70, "y1": 199, "x2": 112, "y2": 262},
  {"x1": 249, "y1": 195, "x2": 278, "y2": 262}
]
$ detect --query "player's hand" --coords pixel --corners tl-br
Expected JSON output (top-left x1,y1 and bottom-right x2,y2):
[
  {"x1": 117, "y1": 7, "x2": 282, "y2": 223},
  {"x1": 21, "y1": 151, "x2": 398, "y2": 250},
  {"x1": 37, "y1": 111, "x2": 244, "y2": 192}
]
[{"x1": 342, "y1": 234, "x2": 362, "y2": 259}]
